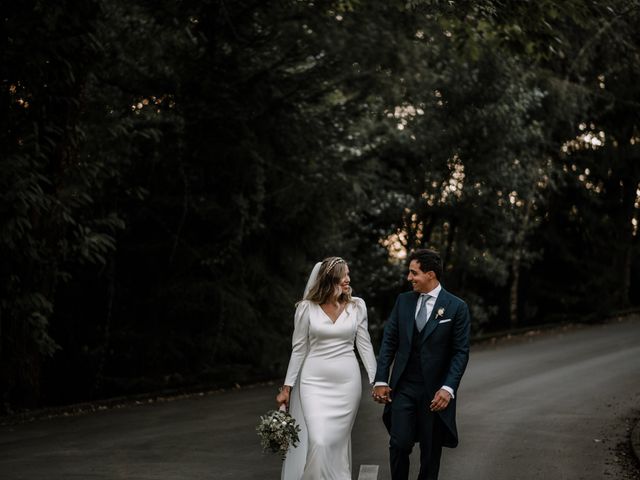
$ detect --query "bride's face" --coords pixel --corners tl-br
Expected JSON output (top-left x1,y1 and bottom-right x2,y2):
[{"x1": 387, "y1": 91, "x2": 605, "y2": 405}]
[{"x1": 339, "y1": 267, "x2": 351, "y2": 294}]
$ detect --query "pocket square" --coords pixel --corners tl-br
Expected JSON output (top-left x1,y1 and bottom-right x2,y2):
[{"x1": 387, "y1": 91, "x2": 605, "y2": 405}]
[{"x1": 438, "y1": 318, "x2": 452, "y2": 324}]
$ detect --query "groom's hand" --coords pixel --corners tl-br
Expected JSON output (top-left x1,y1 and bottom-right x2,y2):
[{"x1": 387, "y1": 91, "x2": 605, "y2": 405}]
[
  {"x1": 429, "y1": 389, "x2": 451, "y2": 412},
  {"x1": 372, "y1": 386, "x2": 392, "y2": 404}
]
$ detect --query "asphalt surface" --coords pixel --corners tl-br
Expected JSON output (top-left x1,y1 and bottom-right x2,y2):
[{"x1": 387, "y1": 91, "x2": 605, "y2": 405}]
[{"x1": 0, "y1": 316, "x2": 639, "y2": 479}]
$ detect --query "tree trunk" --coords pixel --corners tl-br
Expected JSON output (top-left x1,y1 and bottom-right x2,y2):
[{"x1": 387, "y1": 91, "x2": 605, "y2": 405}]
[
  {"x1": 509, "y1": 201, "x2": 532, "y2": 329},
  {"x1": 509, "y1": 257, "x2": 521, "y2": 329},
  {"x1": 612, "y1": 132, "x2": 638, "y2": 307}
]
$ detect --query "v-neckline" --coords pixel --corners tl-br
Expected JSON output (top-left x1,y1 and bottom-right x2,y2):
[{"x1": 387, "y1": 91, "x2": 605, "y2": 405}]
[{"x1": 319, "y1": 303, "x2": 346, "y2": 324}]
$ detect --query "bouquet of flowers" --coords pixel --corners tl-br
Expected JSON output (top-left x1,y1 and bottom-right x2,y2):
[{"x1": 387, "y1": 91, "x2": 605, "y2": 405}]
[{"x1": 256, "y1": 408, "x2": 301, "y2": 459}]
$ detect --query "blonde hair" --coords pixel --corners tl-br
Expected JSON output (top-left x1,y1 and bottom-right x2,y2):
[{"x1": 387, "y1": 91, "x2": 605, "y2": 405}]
[{"x1": 304, "y1": 257, "x2": 353, "y2": 305}]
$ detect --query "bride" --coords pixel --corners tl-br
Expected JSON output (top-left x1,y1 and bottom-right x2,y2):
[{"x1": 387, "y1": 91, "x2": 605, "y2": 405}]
[{"x1": 276, "y1": 257, "x2": 377, "y2": 479}]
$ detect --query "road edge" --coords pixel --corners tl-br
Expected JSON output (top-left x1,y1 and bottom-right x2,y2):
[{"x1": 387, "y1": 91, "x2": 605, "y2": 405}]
[
  {"x1": 631, "y1": 418, "x2": 640, "y2": 467},
  {"x1": 2, "y1": 312, "x2": 638, "y2": 426}
]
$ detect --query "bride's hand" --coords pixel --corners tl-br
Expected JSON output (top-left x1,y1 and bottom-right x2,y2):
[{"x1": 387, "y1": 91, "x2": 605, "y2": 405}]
[{"x1": 276, "y1": 385, "x2": 291, "y2": 408}]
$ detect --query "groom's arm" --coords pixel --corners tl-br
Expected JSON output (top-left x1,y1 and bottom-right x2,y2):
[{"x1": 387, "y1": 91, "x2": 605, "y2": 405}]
[
  {"x1": 430, "y1": 301, "x2": 470, "y2": 411},
  {"x1": 372, "y1": 297, "x2": 401, "y2": 404},
  {"x1": 374, "y1": 296, "x2": 401, "y2": 384},
  {"x1": 443, "y1": 301, "x2": 471, "y2": 392}
]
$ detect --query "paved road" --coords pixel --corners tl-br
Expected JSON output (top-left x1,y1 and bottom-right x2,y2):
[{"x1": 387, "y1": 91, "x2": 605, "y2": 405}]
[{"x1": 1, "y1": 316, "x2": 639, "y2": 479}]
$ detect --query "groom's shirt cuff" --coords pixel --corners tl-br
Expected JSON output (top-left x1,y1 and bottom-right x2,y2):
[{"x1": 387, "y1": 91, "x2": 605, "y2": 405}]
[
  {"x1": 441, "y1": 385, "x2": 455, "y2": 398},
  {"x1": 375, "y1": 382, "x2": 454, "y2": 399}
]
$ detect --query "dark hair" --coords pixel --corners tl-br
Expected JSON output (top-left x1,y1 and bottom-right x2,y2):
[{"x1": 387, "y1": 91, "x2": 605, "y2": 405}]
[{"x1": 407, "y1": 249, "x2": 443, "y2": 280}]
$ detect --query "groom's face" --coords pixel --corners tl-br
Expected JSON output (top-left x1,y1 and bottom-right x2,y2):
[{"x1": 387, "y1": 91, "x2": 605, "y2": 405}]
[{"x1": 407, "y1": 260, "x2": 434, "y2": 293}]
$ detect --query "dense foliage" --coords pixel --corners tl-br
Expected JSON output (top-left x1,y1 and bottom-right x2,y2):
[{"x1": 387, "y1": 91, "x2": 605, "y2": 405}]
[{"x1": 1, "y1": 0, "x2": 639, "y2": 411}]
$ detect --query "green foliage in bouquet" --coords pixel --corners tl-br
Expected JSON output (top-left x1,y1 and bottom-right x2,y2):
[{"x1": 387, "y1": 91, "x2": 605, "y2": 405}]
[{"x1": 256, "y1": 409, "x2": 302, "y2": 459}]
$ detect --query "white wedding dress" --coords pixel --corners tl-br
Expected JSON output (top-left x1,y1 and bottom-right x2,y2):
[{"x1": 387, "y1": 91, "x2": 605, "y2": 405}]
[{"x1": 281, "y1": 297, "x2": 377, "y2": 480}]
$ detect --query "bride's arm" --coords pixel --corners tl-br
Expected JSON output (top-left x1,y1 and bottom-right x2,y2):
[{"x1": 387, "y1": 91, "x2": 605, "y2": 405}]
[
  {"x1": 283, "y1": 301, "x2": 311, "y2": 388},
  {"x1": 354, "y1": 298, "x2": 377, "y2": 384}
]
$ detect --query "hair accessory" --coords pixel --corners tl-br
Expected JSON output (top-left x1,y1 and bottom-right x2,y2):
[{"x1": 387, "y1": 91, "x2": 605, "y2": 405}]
[{"x1": 325, "y1": 257, "x2": 345, "y2": 272}]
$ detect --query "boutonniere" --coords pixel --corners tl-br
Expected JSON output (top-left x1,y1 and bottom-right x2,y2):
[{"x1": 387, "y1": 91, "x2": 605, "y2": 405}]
[{"x1": 435, "y1": 307, "x2": 445, "y2": 319}]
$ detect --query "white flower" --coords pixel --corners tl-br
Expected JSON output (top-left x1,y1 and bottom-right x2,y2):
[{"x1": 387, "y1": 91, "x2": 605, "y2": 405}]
[
  {"x1": 436, "y1": 307, "x2": 445, "y2": 318},
  {"x1": 256, "y1": 409, "x2": 301, "y2": 460}
]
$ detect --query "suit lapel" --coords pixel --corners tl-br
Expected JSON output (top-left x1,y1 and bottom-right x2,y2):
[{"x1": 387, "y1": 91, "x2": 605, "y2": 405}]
[
  {"x1": 420, "y1": 288, "x2": 451, "y2": 342},
  {"x1": 406, "y1": 293, "x2": 420, "y2": 344}
]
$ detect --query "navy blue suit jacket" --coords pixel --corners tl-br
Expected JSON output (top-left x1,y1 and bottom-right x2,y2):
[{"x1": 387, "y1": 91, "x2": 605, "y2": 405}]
[{"x1": 375, "y1": 288, "x2": 471, "y2": 447}]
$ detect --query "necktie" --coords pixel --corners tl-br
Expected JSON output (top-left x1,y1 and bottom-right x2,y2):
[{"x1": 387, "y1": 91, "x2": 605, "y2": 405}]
[{"x1": 416, "y1": 294, "x2": 430, "y2": 332}]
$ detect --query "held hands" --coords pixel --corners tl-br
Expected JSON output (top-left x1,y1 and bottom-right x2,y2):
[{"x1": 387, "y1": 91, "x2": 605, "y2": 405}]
[
  {"x1": 429, "y1": 388, "x2": 452, "y2": 412},
  {"x1": 372, "y1": 386, "x2": 450, "y2": 410},
  {"x1": 371, "y1": 385, "x2": 392, "y2": 404},
  {"x1": 276, "y1": 385, "x2": 291, "y2": 409}
]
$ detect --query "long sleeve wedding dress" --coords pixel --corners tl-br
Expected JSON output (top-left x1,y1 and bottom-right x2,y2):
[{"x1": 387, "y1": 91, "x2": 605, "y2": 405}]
[{"x1": 281, "y1": 298, "x2": 377, "y2": 480}]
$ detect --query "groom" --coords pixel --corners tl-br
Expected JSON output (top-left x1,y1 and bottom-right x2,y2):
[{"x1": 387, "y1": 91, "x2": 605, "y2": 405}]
[{"x1": 373, "y1": 248, "x2": 470, "y2": 479}]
